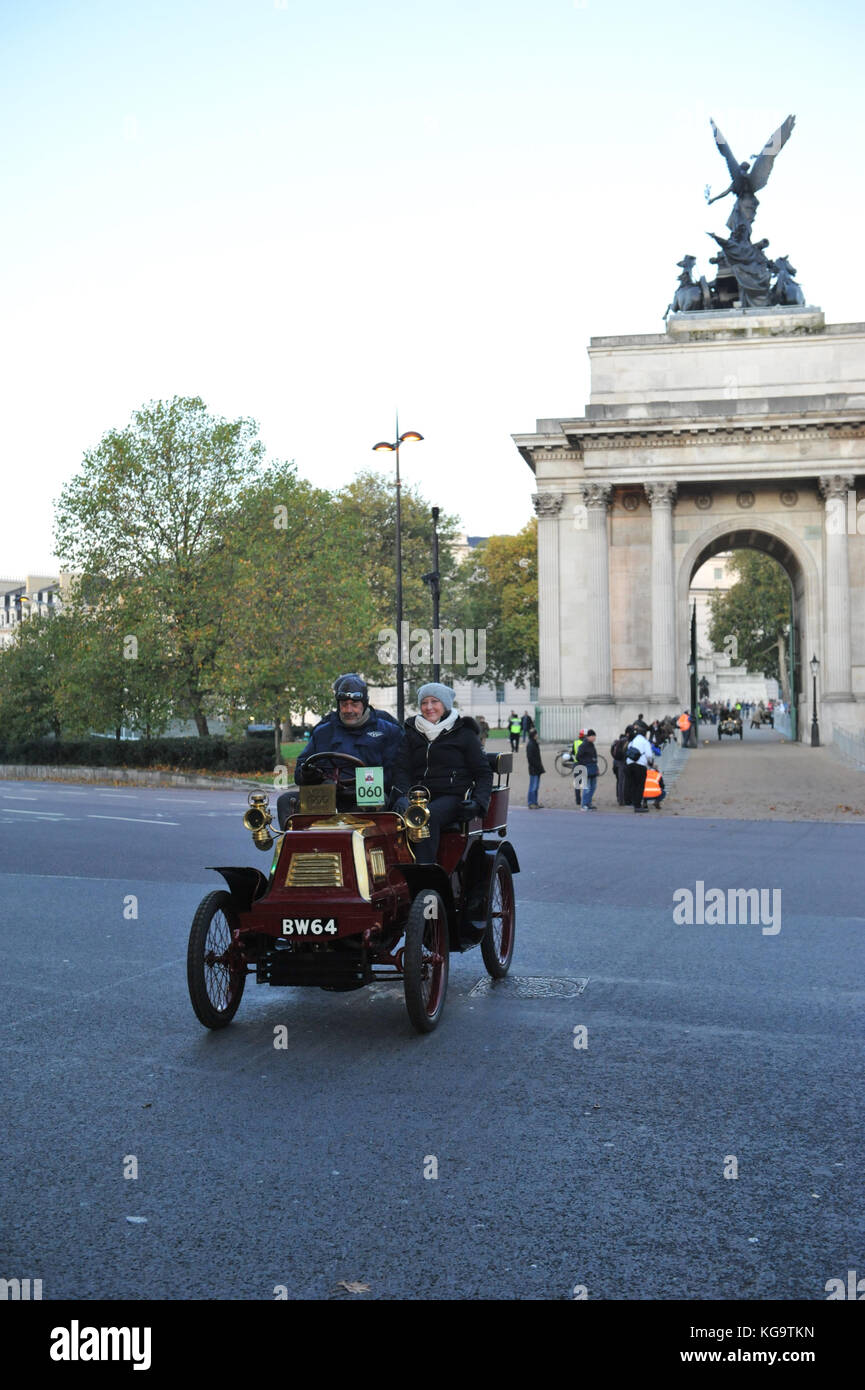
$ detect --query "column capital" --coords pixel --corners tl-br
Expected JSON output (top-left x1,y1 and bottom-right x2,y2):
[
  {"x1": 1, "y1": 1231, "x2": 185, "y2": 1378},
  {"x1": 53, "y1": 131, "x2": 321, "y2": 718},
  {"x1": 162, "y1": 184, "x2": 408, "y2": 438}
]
[
  {"x1": 532, "y1": 491, "x2": 564, "y2": 517},
  {"x1": 579, "y1": 481, "x2": 613, "y2": 510},
  {"x1": 818, "y1": 474, "x2": 856, "y2": 501},
  {"x1": 644, "y1": 480, "x2": 678, "y2": 507}
]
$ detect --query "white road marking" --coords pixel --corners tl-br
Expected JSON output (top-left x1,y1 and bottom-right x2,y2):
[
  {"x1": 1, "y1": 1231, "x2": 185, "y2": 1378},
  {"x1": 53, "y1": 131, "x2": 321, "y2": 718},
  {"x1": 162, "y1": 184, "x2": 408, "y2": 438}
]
[
  {"x1": 87, "y1": 814, "x2": 180, "y2": 825},
  {"x1": 2, "y1": 808, "x2": 68, "y2": 819},
  {"x1": 2, "y1": 793, "x2": 40, "y2": 799}
]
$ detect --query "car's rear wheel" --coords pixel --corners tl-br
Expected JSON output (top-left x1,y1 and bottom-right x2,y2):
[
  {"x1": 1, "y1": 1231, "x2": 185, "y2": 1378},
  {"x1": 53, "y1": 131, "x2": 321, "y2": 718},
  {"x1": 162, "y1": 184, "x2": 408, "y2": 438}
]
[
  {"x1": 403, "y1": 890, "x2": 449, "y2": 1033},
  {"x1": 187, "y1": 890, "x2": 246, "y2": 1029},
  {"x1": 481, "y1": 855, "x2": 516, "y2": 979}
]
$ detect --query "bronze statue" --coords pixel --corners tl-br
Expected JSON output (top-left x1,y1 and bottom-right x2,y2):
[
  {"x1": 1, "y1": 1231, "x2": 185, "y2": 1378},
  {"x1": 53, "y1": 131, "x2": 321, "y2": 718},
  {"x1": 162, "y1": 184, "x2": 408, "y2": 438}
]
[{"x1": 707, "y1": 115, "x2": 795, "y2": 237}]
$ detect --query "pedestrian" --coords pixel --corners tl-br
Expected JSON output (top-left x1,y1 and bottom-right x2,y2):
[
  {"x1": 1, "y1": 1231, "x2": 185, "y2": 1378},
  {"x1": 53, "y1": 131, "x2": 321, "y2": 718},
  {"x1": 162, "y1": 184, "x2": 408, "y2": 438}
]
[
  {"x1": 476, "y1": 714, "x2": 490, "y2": 746},
  {"x1": 508, "y1": 711, "x2": 521, "y2": 753},
  {"x1": 625, "y1": 726, "x2": 654, "y2": 812},
  {"x1": 526, "y1": 727, "x2": 545, "y2": 808},
  {"x1": 611, "y1": 728, "x2": 630, "y2": 805},
  {"x1": 520, "y1": 709, "x2": 535, "y2": 744},
  {"x1": 575, "y1": 729, "x2": 599, "y2": 810},
  {"x1": 642, "y1": 766, "x2": 666, "y2": 809},
  {"x1": 677, "y1": 709, "x2": 691, "y2": 747}
]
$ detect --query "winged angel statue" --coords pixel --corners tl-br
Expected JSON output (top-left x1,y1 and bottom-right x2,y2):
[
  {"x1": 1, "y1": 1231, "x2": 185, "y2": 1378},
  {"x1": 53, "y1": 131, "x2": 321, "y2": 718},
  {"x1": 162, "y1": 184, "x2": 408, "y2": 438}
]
[{"x1": 706, "y1": 114, "x2": 796, "y2": 237}]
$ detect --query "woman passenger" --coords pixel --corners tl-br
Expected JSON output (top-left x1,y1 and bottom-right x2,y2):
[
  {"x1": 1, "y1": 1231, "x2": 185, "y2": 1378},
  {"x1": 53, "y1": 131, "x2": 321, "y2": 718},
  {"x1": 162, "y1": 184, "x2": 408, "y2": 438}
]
[{"x1": 390, "y1": 683, "x2": 493, "y2": 865}]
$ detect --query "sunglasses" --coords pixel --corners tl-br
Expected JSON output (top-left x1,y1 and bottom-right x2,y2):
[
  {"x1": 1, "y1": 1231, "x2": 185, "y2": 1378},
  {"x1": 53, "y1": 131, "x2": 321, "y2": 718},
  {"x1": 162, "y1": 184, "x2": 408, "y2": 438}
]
[{"x1": 338, "y1": 694, "x2": 364, "y2": 703}]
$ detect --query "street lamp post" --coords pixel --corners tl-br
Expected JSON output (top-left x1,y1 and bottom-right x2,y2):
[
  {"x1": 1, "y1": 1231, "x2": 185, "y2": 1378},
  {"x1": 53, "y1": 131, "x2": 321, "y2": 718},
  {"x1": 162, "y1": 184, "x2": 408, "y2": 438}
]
[
  {"x1": 688, "y1": 602, "x2": 698, "y2": 747},
  {"x1": 372, "y1": 421, "x2": 424, "y2": 724},
  {"x1": 810, "y1": 653, "x2": 820, "y2": 747},
  {"x1": 423, "y1": 506, "x2": 441, "y2": 683}
]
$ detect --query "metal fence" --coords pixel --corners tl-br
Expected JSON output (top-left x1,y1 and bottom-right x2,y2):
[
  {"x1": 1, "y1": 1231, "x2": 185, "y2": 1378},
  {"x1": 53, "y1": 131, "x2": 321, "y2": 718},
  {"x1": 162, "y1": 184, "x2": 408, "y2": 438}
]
[
  {"x1": 535, "y1": 706, "x2": 583, "y2": 743},
  {"x1": 833, "y1": 725, "x2": 865, "y2": 771},
  {"x1": 773, "y1": 710, "x2": 793, "y2": 740}
]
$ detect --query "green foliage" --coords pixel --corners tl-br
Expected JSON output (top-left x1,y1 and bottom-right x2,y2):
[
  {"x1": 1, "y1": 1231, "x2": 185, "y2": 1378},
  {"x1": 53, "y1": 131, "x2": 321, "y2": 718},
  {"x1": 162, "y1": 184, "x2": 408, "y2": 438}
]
[
  {"x1": 450, "y1": 519, "x2": 538, "y2": 687},
  {"x1": 707, "y1": 550, "x2": 792, "y2": 698},
  {"x1": 54, "y1": 396, "x2": 267, "y2": 735},
  {"x1": 0, "y1": 615, "x2": 62, "y2": 741},
  {"x1": 214, "y1": 464, "x2": 377, "y2": 728},
  {"x1": 0, "y1": 736, "x2": 276, "y2": 773},
  {"x1": 334, "y1": 471, "x2": 461, "y2": 685}
]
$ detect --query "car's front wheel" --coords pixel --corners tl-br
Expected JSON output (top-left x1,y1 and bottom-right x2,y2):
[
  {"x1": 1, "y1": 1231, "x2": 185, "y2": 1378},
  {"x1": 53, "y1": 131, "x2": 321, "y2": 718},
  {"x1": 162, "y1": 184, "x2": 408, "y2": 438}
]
[{"x1": 187, "y1": 891, "x2": 246, "y2": 1029}]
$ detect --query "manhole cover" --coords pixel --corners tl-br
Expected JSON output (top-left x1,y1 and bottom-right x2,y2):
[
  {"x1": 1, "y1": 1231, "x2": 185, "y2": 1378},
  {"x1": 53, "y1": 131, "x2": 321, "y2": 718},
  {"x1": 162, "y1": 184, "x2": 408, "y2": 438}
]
[{"x1": 469, "y1": 975, "x2": 588, "y2": 999}]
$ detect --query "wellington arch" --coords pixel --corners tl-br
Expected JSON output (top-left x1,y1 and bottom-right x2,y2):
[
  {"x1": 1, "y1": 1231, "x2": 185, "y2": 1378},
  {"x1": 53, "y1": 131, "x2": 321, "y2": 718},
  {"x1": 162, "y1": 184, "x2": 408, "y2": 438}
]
[{"x1": 513, "y1": 305, "x2": 865, "y2": 743}]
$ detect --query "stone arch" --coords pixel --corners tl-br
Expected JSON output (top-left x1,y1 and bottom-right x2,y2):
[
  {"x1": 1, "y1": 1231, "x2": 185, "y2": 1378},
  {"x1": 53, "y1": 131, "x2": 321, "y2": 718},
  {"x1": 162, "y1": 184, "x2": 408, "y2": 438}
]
[{"x1": 677, "y1": 515, "x2": 820, "y2": 723}]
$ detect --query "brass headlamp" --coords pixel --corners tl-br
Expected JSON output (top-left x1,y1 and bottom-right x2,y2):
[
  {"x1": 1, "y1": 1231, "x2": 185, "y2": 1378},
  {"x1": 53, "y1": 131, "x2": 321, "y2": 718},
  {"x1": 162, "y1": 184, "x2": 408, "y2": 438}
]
[
  {"x1": 243, "y1": 792, "x2": 274, "y2": 851},
  {"x1": 403, "y1": 786, "x2": 431, "y2": 842}
]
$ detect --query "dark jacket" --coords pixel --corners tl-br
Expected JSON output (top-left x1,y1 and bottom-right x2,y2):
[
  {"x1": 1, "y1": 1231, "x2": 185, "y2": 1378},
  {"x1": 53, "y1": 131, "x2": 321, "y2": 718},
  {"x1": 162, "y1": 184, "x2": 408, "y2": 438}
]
[
  {"x1": 576, "y1": 738, "x2": 599, "y2": 770},
  {"x1": 526, "y1": 737, "x2": 545, "y2": 775},
  {"x1": 294, "y1": 707, "x2": 404, "y2": 788},
  {"x1": 390, "y1": 715, "x2": 493, "y2": 812}
]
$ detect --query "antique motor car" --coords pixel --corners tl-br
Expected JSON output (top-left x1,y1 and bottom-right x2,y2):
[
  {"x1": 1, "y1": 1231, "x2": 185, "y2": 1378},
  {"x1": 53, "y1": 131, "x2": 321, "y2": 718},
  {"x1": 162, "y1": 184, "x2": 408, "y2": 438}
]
[
  {"x1": 718, "y1": 711, "x2": 743, "y2": 739},
  {"x1": 187, "y1": 751, "x2": 519, "y2": 1034}
]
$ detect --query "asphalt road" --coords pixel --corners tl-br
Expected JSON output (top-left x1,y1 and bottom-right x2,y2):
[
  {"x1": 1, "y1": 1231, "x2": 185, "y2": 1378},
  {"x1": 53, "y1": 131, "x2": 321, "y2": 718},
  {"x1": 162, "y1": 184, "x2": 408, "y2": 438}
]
[{"x1": 1, "y1": 777, "x2": 862, "y2": 1301}]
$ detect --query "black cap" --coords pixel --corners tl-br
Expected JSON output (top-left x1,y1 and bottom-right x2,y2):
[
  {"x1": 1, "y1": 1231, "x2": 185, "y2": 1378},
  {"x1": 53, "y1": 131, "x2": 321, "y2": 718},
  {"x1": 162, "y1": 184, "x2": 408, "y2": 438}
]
[{"x1": 333, "y1": 673, "x2": 368, "y2": 709}]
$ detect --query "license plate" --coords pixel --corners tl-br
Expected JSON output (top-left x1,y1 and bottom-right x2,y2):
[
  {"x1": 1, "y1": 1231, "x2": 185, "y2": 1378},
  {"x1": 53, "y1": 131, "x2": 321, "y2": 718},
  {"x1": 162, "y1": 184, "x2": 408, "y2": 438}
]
[{"x1": 281, "y1": 918, "x2": 338, "y2": 936}]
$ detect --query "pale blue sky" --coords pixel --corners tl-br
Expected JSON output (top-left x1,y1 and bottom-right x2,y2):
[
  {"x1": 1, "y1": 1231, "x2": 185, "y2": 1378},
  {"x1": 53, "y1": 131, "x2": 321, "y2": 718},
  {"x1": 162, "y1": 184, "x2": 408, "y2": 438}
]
[{"x1": 2, "y1": 0, "x2": 863, "y2": 573}]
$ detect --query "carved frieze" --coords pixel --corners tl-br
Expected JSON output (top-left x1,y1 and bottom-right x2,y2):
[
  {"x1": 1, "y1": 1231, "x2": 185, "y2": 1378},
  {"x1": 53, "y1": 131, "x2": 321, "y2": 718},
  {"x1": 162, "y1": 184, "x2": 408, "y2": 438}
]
[
  {"x1": 576, "y1": 422, "x2": 865, "y2": 450},
  {"x1": 737, "y1": 490, "x2": 755, "y2": 508}
]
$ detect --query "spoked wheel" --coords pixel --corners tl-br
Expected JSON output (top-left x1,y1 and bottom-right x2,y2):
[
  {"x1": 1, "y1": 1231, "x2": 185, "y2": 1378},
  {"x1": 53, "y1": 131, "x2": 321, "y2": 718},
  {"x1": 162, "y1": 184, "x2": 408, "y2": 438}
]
[
  {"x1": 481, "y1": 854, "x2": 516, "y2": 979},
  {"x1": 403, "y1": 890, "x2": 449, "y2": 1034},
  {"x1": 187, "y1": 890, "x2": 246, "y2": 1029},
  {"x1": 555, "y1": 752, "x2": 574, "y2": 777},
  {"x1": 595, "y1": 753, "x2": 608, "y2": 776}
]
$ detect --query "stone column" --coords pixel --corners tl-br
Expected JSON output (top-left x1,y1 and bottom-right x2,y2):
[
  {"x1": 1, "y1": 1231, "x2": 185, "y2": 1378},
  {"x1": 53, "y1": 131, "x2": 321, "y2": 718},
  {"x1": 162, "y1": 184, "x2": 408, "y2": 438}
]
[
  {"x1": 818, "y1": 474, "x2": 856, "y2": 701},
  {"x1": 532, "y1": 492, "x2": 564, "y2": 700},
  {"x1": 644, "y1": 481, "x2": 679, "y2": 703},
  {"x1": 579, "y1": 482, "x2": 614, "y2": 703}
]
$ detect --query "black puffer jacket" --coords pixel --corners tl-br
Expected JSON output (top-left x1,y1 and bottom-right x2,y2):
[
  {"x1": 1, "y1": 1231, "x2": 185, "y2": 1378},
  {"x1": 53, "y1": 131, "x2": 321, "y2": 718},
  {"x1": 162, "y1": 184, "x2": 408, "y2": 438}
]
[{"x1": 391, "y1": 715, "x2": 493, "y2": 811}]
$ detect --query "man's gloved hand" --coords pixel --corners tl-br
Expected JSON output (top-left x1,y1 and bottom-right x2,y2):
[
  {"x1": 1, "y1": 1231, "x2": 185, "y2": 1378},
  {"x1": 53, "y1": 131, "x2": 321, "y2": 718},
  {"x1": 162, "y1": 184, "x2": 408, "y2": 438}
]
[
  {"x1": 462, "y1": 800, "x2": 485, "y2": 820},
  {"x1": 296, "y1": 762, "x2": 325, "y2": 785}
]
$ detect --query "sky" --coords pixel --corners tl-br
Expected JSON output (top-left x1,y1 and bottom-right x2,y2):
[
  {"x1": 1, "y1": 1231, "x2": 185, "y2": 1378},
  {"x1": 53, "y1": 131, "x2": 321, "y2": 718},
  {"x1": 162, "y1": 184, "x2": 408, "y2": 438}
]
[{"x1": 2, "y1": 0, "x2": 864, "y2": 576}]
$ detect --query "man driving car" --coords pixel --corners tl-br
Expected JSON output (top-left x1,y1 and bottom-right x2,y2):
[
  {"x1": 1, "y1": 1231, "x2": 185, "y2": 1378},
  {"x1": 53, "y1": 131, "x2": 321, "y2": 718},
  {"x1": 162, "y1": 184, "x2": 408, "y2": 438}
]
[{"x1": 277, "y1": 674, "x2": 404, "y2": 828}]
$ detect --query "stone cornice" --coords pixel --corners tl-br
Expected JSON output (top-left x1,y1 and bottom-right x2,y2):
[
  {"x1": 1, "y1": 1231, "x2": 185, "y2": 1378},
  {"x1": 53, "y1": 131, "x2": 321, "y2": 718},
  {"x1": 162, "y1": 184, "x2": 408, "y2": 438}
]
[{"x1": 564, "y1": 418, "x2": 865, "y2": 450}]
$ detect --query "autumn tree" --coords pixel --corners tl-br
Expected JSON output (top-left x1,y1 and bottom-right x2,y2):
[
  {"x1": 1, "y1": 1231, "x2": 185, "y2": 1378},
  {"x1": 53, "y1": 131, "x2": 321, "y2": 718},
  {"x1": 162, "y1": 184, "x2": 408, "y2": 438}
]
[
  {"x1": 707, "y1": 550, "x2": 793, "y2": 701},
  {"x1": 54, "y1": 396, "x2": 267, "y2": 735},
  {"x1": 214, "y1": 464, "x2": 377, "y2": 754},
  {"x1": 0, "y1": 615, "x2": 63, "y2": 742},
  {"x1": 333, "y1": 471, "x2": 461, "y2": 690},
  {"x1": 450, "y1": 518, "x2": 538, "y2": 689}
]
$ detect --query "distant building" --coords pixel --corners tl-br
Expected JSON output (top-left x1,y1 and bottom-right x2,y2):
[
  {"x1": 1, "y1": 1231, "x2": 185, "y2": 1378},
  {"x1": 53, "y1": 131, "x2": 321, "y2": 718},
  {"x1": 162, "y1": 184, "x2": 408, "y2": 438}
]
[{"x1": 0, "y1": 575, "x2": 63, "y2": 649}]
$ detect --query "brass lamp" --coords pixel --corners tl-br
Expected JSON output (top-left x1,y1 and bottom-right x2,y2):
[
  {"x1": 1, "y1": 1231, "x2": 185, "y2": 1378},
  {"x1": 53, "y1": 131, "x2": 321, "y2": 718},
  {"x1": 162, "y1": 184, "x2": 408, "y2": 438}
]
[
  {"x1": 243, "y1": 793, "x2": 274, "y2": 851},
  {"x1": 403, "y1": 786, "x2": 431, "y2": 841}
]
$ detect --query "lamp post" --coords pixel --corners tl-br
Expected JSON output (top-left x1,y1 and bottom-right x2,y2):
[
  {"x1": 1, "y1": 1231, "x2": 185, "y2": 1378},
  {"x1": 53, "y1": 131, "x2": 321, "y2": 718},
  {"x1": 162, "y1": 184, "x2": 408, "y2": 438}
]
[
  {"x1": 423, "y1": 506, "x2": 441, "y2": 683},
  {"x1": 372, "y1": 421, "x2": 424, "y2": 724},
  {"x1": 810, "y1": 653, "x2": 820, "y2": 747},
  {"x1": 688, "y1": 602, "x2": 698, "y2": 746}
]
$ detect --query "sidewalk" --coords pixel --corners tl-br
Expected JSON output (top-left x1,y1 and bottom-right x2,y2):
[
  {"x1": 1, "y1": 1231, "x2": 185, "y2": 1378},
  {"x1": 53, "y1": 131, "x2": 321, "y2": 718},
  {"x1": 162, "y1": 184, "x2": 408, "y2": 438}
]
[{"x1": 501, "y1": 729, "x2": 864, "y2": 822}]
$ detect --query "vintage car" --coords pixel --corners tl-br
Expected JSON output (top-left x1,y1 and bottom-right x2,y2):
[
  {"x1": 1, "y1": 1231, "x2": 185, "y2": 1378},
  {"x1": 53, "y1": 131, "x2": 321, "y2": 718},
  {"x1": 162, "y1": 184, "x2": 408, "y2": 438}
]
[
  {"x1": 187, "y1": 750, "x2": 519, "y2": 1034},
  {"x1": 718, "y1": 712, "x2": 743, "y2": 739}
]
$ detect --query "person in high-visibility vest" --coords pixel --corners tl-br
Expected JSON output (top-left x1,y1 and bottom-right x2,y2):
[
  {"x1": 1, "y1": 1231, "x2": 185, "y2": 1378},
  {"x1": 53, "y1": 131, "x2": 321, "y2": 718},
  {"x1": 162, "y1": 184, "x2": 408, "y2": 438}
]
[
  {"x1": 508, "y1": 712, "x2": 522, "y2": 753},
  {"x1": 572, "y1": 729, "x2": 585, "y2": 758},
  {"x1": 677, "y1": 710, "x2": 691, "y2": 747},
  {"x1": 642, "y1": 766, "x2": 666, "y2": 809}
]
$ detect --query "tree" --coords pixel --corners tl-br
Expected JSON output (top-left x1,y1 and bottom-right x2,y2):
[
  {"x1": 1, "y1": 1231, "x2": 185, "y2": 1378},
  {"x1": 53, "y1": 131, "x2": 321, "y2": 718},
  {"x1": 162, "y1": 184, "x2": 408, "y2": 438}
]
[
  {"x1": 707, "y1": 550, "x2": 793, "y2": 702},
  {"x1": 214, "y1": 464, "x2": 377, "y2": 754},
  {"x1": 333, "y1": 471, "x2": 462, "y2": 690},
  {"x1": 52, "y1": 596, "x2": 174, "y2": 739},
  {"x1": 450, "y1": 519, "x2": 538, "y2": 689},
  {"x1": 0, "y1": 615, "x2": 63, "y2": 742},
  {"x1": 54, "y1": 397, "x2": 267, "y2": 734}
]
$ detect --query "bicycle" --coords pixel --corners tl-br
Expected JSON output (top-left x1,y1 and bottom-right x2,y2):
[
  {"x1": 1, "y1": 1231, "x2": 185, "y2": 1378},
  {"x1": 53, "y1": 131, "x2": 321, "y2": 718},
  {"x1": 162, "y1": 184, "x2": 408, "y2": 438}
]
[{"x1": 555, "y1": 749, "x2": 608, "y2": 777}]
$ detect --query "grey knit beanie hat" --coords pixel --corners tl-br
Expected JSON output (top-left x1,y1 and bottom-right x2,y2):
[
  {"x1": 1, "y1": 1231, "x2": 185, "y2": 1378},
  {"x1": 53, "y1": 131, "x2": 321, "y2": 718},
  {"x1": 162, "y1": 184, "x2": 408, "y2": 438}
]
[{"x1": 417, "y1": 682, "x2": 455, "y2": 712}]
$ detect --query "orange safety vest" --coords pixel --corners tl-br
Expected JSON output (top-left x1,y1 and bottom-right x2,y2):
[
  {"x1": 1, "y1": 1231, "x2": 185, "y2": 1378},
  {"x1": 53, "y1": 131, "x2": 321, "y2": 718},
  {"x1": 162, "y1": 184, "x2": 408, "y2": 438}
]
[
  {"x1": 677, "y1": 713, "x2": 689, "y2": 731},
  {"x1": 643, "y1": 768, "x2": 663, "y2": 799}
]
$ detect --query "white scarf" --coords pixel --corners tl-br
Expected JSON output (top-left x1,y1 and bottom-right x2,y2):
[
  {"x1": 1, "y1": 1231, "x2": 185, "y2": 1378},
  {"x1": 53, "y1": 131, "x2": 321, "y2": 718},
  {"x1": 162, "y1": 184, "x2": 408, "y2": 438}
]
[{"x1": 414, "y1": 708, "x2": 459, "y2": 742}]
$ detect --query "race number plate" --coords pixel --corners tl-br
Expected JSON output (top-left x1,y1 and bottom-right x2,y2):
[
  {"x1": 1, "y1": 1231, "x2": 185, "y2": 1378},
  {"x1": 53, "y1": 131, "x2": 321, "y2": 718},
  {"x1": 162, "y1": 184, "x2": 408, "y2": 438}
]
[
  {"x1": 281, "y1": 918, "x2": 338, "y2": 936},
  {"x1": 355, "y1": 766, "x2": 385, "y2": 806}
]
